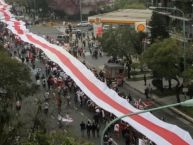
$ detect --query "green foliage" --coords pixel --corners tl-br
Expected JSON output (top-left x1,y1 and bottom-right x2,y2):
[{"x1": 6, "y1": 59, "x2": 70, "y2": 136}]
[
  {"x1": 177, "y1": 106, "x2": 193, "y2": 118},
  {"x1": 9, "y1": 0, "x2": 49, "y2": 12},
  {"x1": 144, "y1": 38, "x2": 181, "y2": 80},
  {"x1": 149, "y1": 12, "x2": 169, "y2": 42},
  {"x1": 99, "y1": 28, "x2": 146, "y2": 59},
  {"x1": 182, "y1": 67, "x2": 193, "y2": 82},
  {"x1": 22, "y1": 131, "x2": 94, "y2": 145},
  {"x1": 0, "y1": 45, "x2": 37, "y2": 145},
  {"x1": 35, "y1": 0, "x2": 49, "y2": 12},
  {"x1": 185, "y1": 43, "x2": 193, "y2": 65},
  {"x1": 114, "y1": 0, "x2": 146, "y2": 9},
  {"x1": 0, "y1": 45, "x2": 36, "y2": 98},
  {"x1": 187, "y1": 83, "x2": 193, "y2": 99},
  {"x1": 131, "y1": 62, "x2": 140, "y2": 70}
]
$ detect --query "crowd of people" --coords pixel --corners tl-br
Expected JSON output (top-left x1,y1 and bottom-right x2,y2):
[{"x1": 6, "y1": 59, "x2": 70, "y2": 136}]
[{"x1": 0, "y1": 9, "x2": 155, "y2": 144}]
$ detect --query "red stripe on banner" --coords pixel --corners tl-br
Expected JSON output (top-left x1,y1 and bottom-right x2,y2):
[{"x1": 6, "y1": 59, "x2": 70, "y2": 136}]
[
  {"x1": 14, "y1": 21, "x2": 24, "y2": 34},
  {"x1": 26, "y1": 34, "x2": 189, "y2": 145},
  {"x1": 0, "y1": 9, "x2": 10, "y2": 21}
]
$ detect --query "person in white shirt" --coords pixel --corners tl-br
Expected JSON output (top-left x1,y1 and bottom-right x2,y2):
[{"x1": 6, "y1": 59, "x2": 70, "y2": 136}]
[{"x1": 114, "y1": 123, "x2": 120, "y2": 139}]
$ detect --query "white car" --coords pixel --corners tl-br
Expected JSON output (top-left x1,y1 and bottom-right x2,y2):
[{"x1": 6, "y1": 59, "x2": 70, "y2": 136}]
[
  {"x1": 103, "y1": 25, "x2": 110, "y2": 30},
  {"x1": 103, "y1": 24, "x2": 118, "y2": 30},
  {"x1": 71, "y1": 28, "x2": 81, "y2": 34},
  {"x1": 77, "y1": 21, "x2": 91, "y2": 27}
]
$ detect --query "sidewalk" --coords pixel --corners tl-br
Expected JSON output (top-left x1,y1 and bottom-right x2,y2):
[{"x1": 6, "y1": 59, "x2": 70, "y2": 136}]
[{"x1": 124, "y1": 78, "x2": 193, "y2": 124}]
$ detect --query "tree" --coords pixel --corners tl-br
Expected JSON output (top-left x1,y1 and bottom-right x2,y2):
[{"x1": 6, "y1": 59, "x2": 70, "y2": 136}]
[
  {"x1": 0, "y1": 46, "x2": 36, "y2": 98},
  {"x1": 144, "y1": 38, "x2": 183, "y2": 102},
  {"x1": 0, "y1": 45, "x2": 37, "y2": 145},
  {"x1": 10, "y1": 0, "x2": 49, "y2": 15},
  {"x1": 149, "y1": 12, "x2": 169, "y2": 42},
  {"x1": 183, "y1": 67, "x2": 193, "y2": 99},
  {"x1": 113, "y1": 0, "x2": 146, "y2": 9},
  {"x1": 99, "y1": 28, "x2": 146, "y2": 78},
  {"x1": 22, "y1": 131, "x2": 94, "y2": 145}
]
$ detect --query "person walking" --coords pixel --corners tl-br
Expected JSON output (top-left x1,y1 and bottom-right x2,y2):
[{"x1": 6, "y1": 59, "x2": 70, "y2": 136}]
[
  {"x1": 86, "y1": 120, "x2": 91, "y2": 138},
  {"x1": 144, "y1": 74, "x2": 147, "y2": 86},
  {"x1": 114, "y1": 123, "x2": 120, "y2": 139},
  {"x1": 44, "y1": 91, "x2": 49, "y2": 101},
  {"x1": 103, "y1": 134, "x2": 109, "y2": 145},
  {"x1": 91, "y1": 121, "x2": 96, "y2": 137},
  {"x1": 145, "y1": 87, "x2": 149, "y2": 99},
  {"x1": 43, "y1": 101, "x2": 49, "y2": 115},
  {"x1": 16, "y1": 100, "x2": 21, "y2": 111},
  {"x1": 108, "y1": 136, "x2": 113, "y2": 145},
  {"x1": 96, "y1": 123, "x2": 100, "y2": 138},
  {"x1": 148, "y1": 83, "x2": 152, "y2": 98},
  {"x1": 55, "y1": 93, "x2": 62, "y2": 114},
  {"x1": 80, "y1": 121, "x2": 86, "y2": 137},
  {"x1": 41, "y1": 74, "x2": 46, "y2": 89},
  {"x1": 66, "y1": 94, "x2": 71, "y2": 106}
]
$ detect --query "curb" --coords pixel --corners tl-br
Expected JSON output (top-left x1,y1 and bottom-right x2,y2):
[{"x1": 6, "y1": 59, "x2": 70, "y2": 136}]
[
  {"x1": 124, "y1": 81, "x2": 193, "y2": 124},
  {"x1": 170, "y1": 107, "x2": 193, "y2": 124}
]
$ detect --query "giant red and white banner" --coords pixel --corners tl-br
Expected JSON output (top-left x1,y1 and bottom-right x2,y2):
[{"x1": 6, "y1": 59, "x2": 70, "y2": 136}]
[{"x1": 0, "y1": 1, "x2": 193, "y2": 144}]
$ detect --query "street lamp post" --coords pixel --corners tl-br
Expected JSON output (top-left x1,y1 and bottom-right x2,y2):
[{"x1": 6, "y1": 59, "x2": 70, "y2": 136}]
[
  {"x1": 33, "y1": 0, "x2": 36, "y2": 20},
  {"x1": 171, "y1": 7, "x2": 186, "y2": 72},
  {"x1": 79, "y1": 0, "x2": 82, "y2": 23},
  {"x1": 149, "y1": 6, "x2": 186, "y2": 72},
  {"x1": 100, "y1": 99, "x2": 193, "y2": 145}
]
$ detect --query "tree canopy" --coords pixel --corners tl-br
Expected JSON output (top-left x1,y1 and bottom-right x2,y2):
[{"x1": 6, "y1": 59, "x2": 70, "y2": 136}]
[
  {"x1": 22, "y1": 131, "x2": 94, "y2": 145},
  {"x1": 99, "y1": 28, "x2": 146, "y2": 60},
  {"x1": 113, "y1": 0, "x2": 146, "y2": 9},
  {"x1": 0, "y1": 45, "x2": 35, "y2": 98},
  {"x1": 144, "y1": 38, "x2": 181, "y2": 80},
  {"x1": 98, "y1": 28, "x2": 146, "y2": 78},
  {"x1": 0, "y1": 45, "x2": 37, "y2": 145},
  {"x1": 149, "y1": 12, "x2": 169, "y2": 42}
]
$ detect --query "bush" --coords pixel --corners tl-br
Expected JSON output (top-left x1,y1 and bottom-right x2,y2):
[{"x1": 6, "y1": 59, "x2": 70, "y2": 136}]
[
  {"x1": 187, "y1": 83, "x2": 193, "y2": 99},
  {"x1": 152, "y1": 79, "x2": 163, "y2": 90}
]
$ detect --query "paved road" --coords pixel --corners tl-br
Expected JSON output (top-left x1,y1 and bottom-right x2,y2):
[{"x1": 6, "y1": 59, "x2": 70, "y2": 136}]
[{"x1": 29, "y1": 25, "x2": 193, "y2": 142}]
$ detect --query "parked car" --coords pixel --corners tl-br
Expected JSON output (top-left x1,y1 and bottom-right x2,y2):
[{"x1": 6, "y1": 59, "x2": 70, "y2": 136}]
[
  {"x1": 103, "y1": 24, "x2": 118, "y2": 31},
  {"x1": 57, "y1": 35, "x2": 69, "y2": 43},
  {"x1": 103, "y1": 25, "x2": 110, "y2": 30},
  {"x1": 77, "y1": 21, "x2": 91, "y2": 27},
  {"x1": 65, "y1": 28, "x2": 81, "y2": 35},
  {"x1": 88, "y1": 25, "x2": 93, "y2": 31},
  {"x1": 72, "y1": 28, "x2": 81, "y2": 34}
]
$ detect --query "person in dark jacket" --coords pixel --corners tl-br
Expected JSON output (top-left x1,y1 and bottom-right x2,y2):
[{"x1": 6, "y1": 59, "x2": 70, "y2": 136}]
[
  {"x1": 91, "y1": 121, "x2": 96, "y2": 137},
  {"x1": 86, "y1": 120, "x2": 91, "y2": 138},
  {"x1": 80, "y1": 121, "x2": 86, "y2": 137}
]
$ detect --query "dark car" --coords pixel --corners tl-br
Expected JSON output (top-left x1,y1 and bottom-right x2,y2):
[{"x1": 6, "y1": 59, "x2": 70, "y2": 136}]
[
  {"x1": 57, "y1": 35, "x2": 69, "y2": 43},
  {"x1": 65, "y1": 28, "x2": 81, "y2": 35}
]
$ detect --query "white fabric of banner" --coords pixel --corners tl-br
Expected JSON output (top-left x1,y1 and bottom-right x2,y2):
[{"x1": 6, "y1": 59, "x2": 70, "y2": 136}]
[{"x1": 0, "y1": 1, "x2": 193, "y2": 145}]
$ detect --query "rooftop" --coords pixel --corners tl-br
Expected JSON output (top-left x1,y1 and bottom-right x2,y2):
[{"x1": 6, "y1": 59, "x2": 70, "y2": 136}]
[{"x1": 88, "y1": 9, "x2": 153, "y2": 23}]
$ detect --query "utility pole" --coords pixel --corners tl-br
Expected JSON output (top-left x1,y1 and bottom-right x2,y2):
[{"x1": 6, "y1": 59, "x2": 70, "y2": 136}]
[
  {"x1": 79, "y1": 0, "x2": 82, "y2": 22},
  {"x1": 33, "y1": 0, "x2": 36, "y2": 20}
]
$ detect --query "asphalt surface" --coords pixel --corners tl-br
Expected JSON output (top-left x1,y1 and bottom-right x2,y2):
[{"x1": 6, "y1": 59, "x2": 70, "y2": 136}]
[{"x1": 28, "y1": 24, "x2": 193, "y2": 144}]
